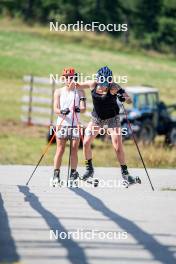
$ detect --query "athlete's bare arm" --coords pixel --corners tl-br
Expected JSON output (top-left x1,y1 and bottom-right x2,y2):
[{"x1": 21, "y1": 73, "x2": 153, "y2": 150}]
[
  {"x1": 110, "y1": 83, "x2": 132, "y2": 104},
  {"x1": 53, "y1": 89, "x2": 61, "y2": 115}
]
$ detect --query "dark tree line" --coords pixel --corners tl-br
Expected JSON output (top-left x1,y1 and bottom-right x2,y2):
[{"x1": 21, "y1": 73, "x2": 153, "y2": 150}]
[{"x1": 0, "y1": 0, "x2": 175, "y2": 52}]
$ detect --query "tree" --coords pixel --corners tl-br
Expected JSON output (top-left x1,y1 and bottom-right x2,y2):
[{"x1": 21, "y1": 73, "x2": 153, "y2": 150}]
[
  {"x1": 135, "y1": 0, "x2": 163, "y2": 37},
  {"x1": 155, "y1": 0, "x2": 176, "y2": 52},
  {"x1": 81, "y1": 0, "x2": 123, "y2": 35}
]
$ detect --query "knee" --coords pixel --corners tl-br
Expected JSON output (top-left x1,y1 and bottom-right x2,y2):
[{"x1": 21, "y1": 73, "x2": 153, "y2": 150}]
[
  {"x1": 114, "y1": 144, "x2": 119, "y2": 153},
  {"x1": 83, "y1": 138, "x2": 91, "y2": 148},
  {"x1": 56, "y1": 145, "x2": 65, "y2": 156},
  {"x1": 71, "y1": 143, "x2": 79, "y2": 154},
  {"x1": 113, "y1": 142, "x2": 123, "y2": 154}
]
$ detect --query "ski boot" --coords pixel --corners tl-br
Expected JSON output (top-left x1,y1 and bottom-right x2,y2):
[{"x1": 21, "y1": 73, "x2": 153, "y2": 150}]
[
  {"x1": 121, "y1": 166, "x2": 141, "y2": 188},
  {"x1": 50, "y1": 169, "x2": 61, "y2": 187},
  {"x1": 69, "y1": 170, "x2": 79, "y2": 187},
  {"x1": 80, "y1": 160, "x2": 99, "y2": 187}
]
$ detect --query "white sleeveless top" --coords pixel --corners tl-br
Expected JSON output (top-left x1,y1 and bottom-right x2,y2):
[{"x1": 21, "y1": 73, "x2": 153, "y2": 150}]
[{"x1": 57, "y1": 87, "x2": 80, "y2": 127}]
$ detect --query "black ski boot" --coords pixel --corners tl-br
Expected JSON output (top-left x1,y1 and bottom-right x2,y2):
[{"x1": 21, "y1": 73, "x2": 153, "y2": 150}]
[
  {"x1": 80, "y1": 159, "x2": 99, "y2": 187},
  {"x1": 121, "y1": 165, "x2": 141, "y2": 188},
  {"x1": 69, "y1": 169, "x2": 79, "y2": 187},
  {"x1": 51, "y1": 169, "x2": 61, "y2": 187},
  {"x1": 81, "y1": 159, "x2": 94, "y2": 180}
]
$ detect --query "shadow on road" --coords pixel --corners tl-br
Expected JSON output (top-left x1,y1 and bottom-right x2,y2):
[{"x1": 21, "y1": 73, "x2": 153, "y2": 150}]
[
  {"x1": 70, "y1": 188, "x2": 176, "y2": 264},
  {"x1": 18, "y1": 186, "x2": 88, "y2": 264},
  {"x1": 0, "y1": 193, "x2": 20, "y2": 263}
]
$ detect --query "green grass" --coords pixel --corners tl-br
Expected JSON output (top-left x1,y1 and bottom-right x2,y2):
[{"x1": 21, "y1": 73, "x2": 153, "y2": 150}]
[
  {"x1": 0, "y1": 126, "x2": 175, "y2": 168},
  {"x1": 0, "y1": 18, "x2": 176, "y2": 167}
]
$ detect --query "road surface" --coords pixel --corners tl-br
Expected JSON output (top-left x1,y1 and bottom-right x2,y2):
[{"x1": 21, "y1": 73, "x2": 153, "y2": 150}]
[{"x1": 0, "y1": 165, "x2": 176, "y2": 264}]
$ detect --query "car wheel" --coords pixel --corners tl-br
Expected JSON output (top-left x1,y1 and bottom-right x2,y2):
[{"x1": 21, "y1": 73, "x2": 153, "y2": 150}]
[
  {"x1": 47, "y1": 129, "x2": 56, "y2": 144},
  {"x1": 137, "y1": 120, "x2": 155, "y2": 144},
  {"x1": 165, "y1": 127, "x2": 176, "y2": 146}
]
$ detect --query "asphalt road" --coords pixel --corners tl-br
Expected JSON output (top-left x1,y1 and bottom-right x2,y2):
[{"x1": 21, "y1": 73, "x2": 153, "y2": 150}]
[{"x1": 0, "y1": 165, "x2": 176, "y2": 264}]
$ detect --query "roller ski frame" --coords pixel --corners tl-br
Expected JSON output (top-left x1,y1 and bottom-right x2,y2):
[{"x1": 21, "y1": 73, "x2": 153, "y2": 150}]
[
  {"x1": 121, "y1": 176, "x2": 141, "y2": 188},
  {"x1": 79, "y1": 176, "x2": 99, "y2": 187},
  {"x1": 79, "y1": 171, "x2": 99, "y2": 187}
]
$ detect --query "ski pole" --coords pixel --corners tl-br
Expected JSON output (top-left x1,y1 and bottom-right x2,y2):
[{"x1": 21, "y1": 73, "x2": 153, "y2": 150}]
[
  {"x1": 26, "y1": 115, "x2": 66, "y2": 186},
  {"x1": 121, "y1": 103, "x2": 155, "y2": 191},
  {"x1": 67, "y1": 87, "x2": 77, "y2": 186}
]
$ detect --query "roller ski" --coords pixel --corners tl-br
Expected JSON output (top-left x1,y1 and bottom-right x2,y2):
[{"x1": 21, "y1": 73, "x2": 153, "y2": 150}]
[
  {"x1": 68, "y1": 170, "x2": 79, "y2": 188},
  {"x1": 80, "y1": 159, "x2": 99, "y2": 187},
  {"x1": 120, "y1": 165, "x2": 141, "y2": 188},
  {"x1": 50, "y1": 169, "x2": 62, "y2": 187},
  {"x1": 121, "y1": 175, "x2": 141, "y2": 188}
]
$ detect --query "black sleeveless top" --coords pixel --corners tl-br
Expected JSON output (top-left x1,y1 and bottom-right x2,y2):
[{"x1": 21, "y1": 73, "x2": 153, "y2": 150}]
[{"x1": 91, "y1": 85, "x2": 119, "y2": 120}]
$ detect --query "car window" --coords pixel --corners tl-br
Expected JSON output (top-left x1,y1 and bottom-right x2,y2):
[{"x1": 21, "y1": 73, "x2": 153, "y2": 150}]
[
  {"x1": 147, "y1": 93, "x2": 157, "y2": 108},
  {"x1": 136, "y1": 94, "x2": 147, "y2": 109}
]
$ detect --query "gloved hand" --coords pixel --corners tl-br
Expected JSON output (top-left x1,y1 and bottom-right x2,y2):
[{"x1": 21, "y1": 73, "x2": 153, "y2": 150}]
[
  {"x1": 117, "y1": 94, "x2": 126, "y2": 102},
  {"x1": 60, "y1": 108, "x2": 70, "y2": 115},
  {"x1": 75, "y1": 106, "x2": 80, "y2": 113},
  {"x1": 117, "y1": 88, "x2": 125, "y2": 95},
  {"x1": 117, "y1": 88, "x2": 126, "y2": 102}
]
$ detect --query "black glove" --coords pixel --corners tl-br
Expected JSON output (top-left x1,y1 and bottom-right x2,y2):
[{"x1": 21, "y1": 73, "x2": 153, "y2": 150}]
[
  {"x1": 73, "y1": 73, "x2": 79, "y2": 82},
  {"x1": 117, "y1": 88, "x2": 126, "y2": 102},
  {"x1": 117, "y1": 88, "x2": 125, "y2": 95},
  {"x1": 75, "y1": 106, "x2": 80, "y2": 113},
  {"x1": 60, "y1": 108, "x2": 70, "y2": 115},
  {"x1": 117, "y1": 94, "x2": 126, "y2": 102}
]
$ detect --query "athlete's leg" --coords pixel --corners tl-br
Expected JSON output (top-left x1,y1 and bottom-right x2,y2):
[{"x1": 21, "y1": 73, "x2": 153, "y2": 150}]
[
  {"x1": 110, "y1": 128, "x2": 140, "y2": 183},
  {"x1": 70, "y1": 139, "x2": 80, "y2": 170},
  {"x1": 109, "y1": 128, "x2": 126, "y2": 165},
  {"x1": 52, "y1": 137, "x2": 67, "y2": 185},
  {"x1": 81, "y1": 122, "x2": 100, "y2": 180},
  {"x1": 54, "y1": 138, "x2": 67, "y2": 169},
  {"x1": 83, "y1": 121, "x2": 100, "y2": 160}
]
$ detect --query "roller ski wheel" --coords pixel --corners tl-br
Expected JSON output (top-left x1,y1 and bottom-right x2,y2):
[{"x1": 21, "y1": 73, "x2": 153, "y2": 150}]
[
  {"x1": 86, "y1": 176, "x2": 99, "y2": 187},
  {"x1": 122, "y1": 176, "x2": 141, "y2": 188},
  {"x1": 93, "y1": 178, "x2": 99, "y2": 187},
  {"x1": 80, "y1": 177, "x2": 99, "y2": 187}
]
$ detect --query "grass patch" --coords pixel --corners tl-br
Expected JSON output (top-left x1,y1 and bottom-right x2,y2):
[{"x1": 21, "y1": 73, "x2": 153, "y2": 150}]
[{"x1": 0, "y1": 122, "x2": 175, "y2": 167}]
